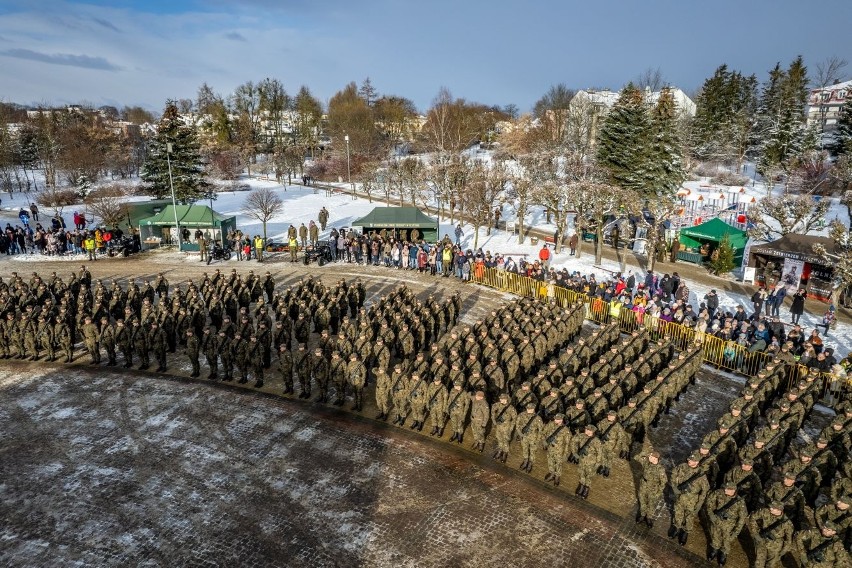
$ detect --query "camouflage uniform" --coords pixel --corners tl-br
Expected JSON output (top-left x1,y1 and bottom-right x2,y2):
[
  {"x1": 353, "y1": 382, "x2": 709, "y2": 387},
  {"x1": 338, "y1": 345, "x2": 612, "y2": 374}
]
[
  {"x1": 748, "y1": 505, "x2": 793, "y2": 568},
  {"x1": 636, "y1": 452, "x2": 667, "y2": 527},
  {"x1": 704, "y1": 484, "x2": 748, "y2": 564},
  {"x1": 490, "y1": 393, "x2": 516, "y2": 462},
  {"x1": 516, "y1": 405, "x2": 542, "y2": 471},
  {"x1": 447, "y1": 384, "x2": 471, "y2": 443},
  {"x1": 571, "y1": 425, "x2": 602, "y2": 499},
  {"x1": 669, "y1": 453, "x2": 711, "y2": 545},
  {"x1": 542, "y1": 415, "x2": 571, "y2": 485}
]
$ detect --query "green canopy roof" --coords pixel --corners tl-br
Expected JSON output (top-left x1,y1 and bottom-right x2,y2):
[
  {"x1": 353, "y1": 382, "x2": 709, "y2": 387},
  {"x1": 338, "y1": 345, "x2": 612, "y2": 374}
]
[
  {"x1": 352, "y1": 207, "x2": 438, "y2": 229},
  {"x1": 679, "y1": 218, "x2": 748, "y2": 249},
  {"x1": 138, "y1": 204, "x2": 233, "y2": 228}
]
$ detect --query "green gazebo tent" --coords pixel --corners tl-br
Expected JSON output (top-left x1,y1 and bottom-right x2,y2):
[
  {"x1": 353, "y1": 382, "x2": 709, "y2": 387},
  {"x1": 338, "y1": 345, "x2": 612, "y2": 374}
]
[
  {"x1": 138, "y1": 204, "x2": 237, "y2": 251},
  {"x1": 352, "y1": 207, "x2": 439, "y2": 242},
  {"x1": 678, "y1": 217, "x2": 748, "y2": 264}
]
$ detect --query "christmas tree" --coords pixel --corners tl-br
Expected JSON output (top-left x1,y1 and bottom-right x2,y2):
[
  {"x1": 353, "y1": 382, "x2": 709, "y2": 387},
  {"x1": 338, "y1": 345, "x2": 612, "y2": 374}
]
[{"x1": 141, "y1": 100, "x2": 210, "y2": 202}]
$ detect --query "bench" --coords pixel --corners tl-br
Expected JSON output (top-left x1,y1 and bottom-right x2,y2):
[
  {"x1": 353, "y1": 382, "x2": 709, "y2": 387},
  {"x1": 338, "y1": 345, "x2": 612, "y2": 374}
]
[{"x1": 544, "y1": 236, "x2": 556, "y2": 244}]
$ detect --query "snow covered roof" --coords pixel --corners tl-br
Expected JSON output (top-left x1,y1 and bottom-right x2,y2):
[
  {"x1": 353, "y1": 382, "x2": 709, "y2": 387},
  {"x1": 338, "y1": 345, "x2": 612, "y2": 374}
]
[{"x1": 572, "y1": 87, "x2": 696, "y2": 116}]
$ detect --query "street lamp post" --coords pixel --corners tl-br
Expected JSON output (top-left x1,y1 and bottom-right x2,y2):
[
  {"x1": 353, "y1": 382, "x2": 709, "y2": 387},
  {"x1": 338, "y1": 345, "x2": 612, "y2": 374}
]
[
  {"x1": 345, "y1": 134, "x2": 353, "y2": 199},
  {"x1": 166, "y1": 142, "x2": 180, "y2": 249}
]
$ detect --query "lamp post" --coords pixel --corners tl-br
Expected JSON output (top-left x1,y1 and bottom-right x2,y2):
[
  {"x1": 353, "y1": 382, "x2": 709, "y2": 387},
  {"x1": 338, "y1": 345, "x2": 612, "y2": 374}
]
[
  {"x1": 344, "y1": 134, "x2": 353, "y2": 199},
  {"x1": 166, "y1": 142, "x2": 180, "y2": 248}
]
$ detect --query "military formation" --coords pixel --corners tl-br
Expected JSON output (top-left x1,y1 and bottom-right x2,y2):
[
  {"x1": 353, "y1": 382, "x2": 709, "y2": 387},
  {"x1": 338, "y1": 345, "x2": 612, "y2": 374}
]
[
  {"x1": 662, "y1": 344, "x2": 852, "y2": 565},
  {"x1": 1, "y1": 265, "x2": 850, "y2": 567}
]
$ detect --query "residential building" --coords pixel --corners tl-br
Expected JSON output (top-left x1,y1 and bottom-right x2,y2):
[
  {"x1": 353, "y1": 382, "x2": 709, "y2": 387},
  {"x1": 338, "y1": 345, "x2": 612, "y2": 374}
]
[{"x1": 806, "y1": 79, "x2": 850, "y2": 132}]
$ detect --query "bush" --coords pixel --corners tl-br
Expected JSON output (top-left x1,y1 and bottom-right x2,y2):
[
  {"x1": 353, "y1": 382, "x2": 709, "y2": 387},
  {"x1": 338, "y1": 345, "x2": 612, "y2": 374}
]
[
  {"x1": 36, "y1": 189, "x2": 79, "y2": 209},
  {"x1": 711, "y1": 171, "x2": 749, "y2": 186}
]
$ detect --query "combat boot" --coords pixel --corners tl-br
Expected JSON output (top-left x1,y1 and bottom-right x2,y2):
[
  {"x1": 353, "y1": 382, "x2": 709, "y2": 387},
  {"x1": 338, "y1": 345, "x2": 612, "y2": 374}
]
[
  {"x1": 254, "y1": 380, "x2": 264, "y2": 388},
  {"x1": 520, "y1": 460, "x2": 529, "y2": 471},
  {"x1": 667, "y1": 525, "x2": 677, "y2": 539},
  {"x1": 553, "y1": 475, "x2": 560, "y2": 486},
  {"x1": 635, "y1": 512, "x2": 643, "y2": 523},
  {"x1": 581, "y1": 485, "x2": 590, "y2": 499},
  {"x1": 645, "y1": 517, "x2": 653, "y2": 528},
  {"x1": 707, "y1": 549, "x2": 717, "y2": 562},
  {"x1": 603, "y1": 467, "x2": 610, "y2": 477},
  {"x1": 717, "y1": 552, "x2": 726, "y2": 566},
  {"x1": 375, "y1": 411, "x2": 385, "y2": 420},
  {"x1": 678, "y1": 530, "x2": 688, "y2": 546},
  {"x1": 544, "y1": 472, "x2": 553, "y2": 482},
  {"x1": 456, "y1": 434, "x2": 463, "y2": 444},
  {"x1": 575, "y1": 483, "x2": 583, "y2": 496},
  {"x1": 437, "y1": 427, "x2": 444, "y2": 436}
]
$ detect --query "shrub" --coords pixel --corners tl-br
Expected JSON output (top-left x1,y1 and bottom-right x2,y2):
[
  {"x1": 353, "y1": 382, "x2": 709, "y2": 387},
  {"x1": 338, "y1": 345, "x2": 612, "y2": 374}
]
[{"x1": 711, "y1": 171, "x2": 749, "y2": 186}]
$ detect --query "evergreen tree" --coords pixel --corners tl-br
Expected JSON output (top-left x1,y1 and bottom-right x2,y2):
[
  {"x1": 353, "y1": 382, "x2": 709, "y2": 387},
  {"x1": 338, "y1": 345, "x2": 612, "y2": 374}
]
[
  {"x1": 596, "y1": 83, "x2": 654, "y2": 196},
  {"x1": 691, "y1": 65, "x2": 758, "y2": 169},
  {"x1": 709, "y1": 234, "x2": 736, "y2": 275},
  {"x1": 828, "y1": 97, "x2": 852, "y2": 156},
  {"x1": 756, "y1": 56, "x2": 810, "y2": 180},
  {"x1": 649, "y1": 88, "x2": 687, "y2": 198},
  {"x1": 141, "y1": 101, "x2": 210, "y2": 202}
]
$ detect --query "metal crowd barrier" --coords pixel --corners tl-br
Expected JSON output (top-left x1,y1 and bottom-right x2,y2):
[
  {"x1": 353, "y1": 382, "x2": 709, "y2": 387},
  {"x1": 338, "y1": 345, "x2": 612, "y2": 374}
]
[{"x1": 472, "y1": 267, "x2": 844, "y2": 404}]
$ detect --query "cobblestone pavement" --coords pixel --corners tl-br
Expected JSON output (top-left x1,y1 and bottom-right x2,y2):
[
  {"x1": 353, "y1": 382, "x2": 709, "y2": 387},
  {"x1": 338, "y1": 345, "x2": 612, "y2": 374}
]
[{"x1": 1, "y1": 365, "x2": 711, "y2": 568}]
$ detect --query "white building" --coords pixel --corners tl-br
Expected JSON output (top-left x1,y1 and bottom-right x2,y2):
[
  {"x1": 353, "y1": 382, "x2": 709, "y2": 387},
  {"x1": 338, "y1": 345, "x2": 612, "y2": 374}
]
[{"x1": 806, "y1": 79, "x2": 850, "y2": 132}]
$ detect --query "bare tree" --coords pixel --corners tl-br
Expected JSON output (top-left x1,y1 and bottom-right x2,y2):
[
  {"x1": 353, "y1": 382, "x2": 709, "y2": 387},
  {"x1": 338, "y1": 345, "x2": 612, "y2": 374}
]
[
  {"x1": 84, "y1": 184, "x2": 131, "y2": 228},
  {"x1": 747, "y1": 191, "x2": 831, "y2": 241},
  {"x1": 815, "y1": 56, "x2": 849, "y2": 88},
  {"x1": 508, "y1": 156, "x2": 539, "y2": 244},
  {"x1": 463, "y1": 161, "x2": 509, "y2": 249},
  {"x1": 241, "y1": 186, "x2": 284, "y2": 240},
  {"x1": 531, "y1": 152, "x2": 572, "y2": 253},
  {"x1": 813, "y1": 217, "x2": 851, "y2": 306},
  {"x1": 634, "y1": 67, "x2": 666, "y2": 92}
]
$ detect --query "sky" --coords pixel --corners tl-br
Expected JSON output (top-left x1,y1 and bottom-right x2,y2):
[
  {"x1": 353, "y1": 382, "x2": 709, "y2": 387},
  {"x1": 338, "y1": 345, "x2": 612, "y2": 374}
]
[{"x1": 1, "y1": 0, "x2": 851, "y2": 115}]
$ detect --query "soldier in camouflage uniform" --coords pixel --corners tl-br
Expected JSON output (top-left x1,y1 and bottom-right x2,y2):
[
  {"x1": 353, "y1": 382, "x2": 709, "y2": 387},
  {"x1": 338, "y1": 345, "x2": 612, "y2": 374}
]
[
  {"x1": 426, "y1": 376, "x2": 448, "y2": 436},
  {"x1": 490, "y1": 392, "x2": 516, "y2": 462},
  {"x1": 407, "y1": 372, "x2": 428, "y2": 431},
  {"x1": 748, "y1": 502, "x2": 793, "y2": 568},
  {"x1": 469, "y1": 390, "x2": 490, "y2": 453},
  {"x1": 82, "y1": 316, "x2": 101, "y2": 364},
  {"x1": 218, "y1": 331, "x2": 234, "y2": 381},
  {"x1": 132, "y1": 320, "x2": 149, "y2": 370},
  {"x1": 347, "y1": 353, "x2": 367, "y2": 411},
  {"x1": 447, "y1": 383, "x2": 471, "y2": 444},
  {"x1": 278, "y1": 344, "x2": 294, "y2": 394},
  {"x1": 185, "y1": 329, "x2": 201, "y2": 378},
  {"x1": 115, "y1": 320, "x2": 131, "y2": 368},
  {"x1": 704, "y1": 482, "x2": 748, "y2": 565},
  {"x1": 795, "y1": 521, "x2": 846, "y2": 568},
  {"x1": 373, "y1": 367, "x2": 392, "y2": 419},
  {"x1": 542, "y1": 413, "x2": 571, "y2": 486},
  {"x1": 295, "y1": 344, "x2": 312, "y2": 398},
  {"x1": 516, "y1": 403, "x2": 541, "y2": 471},
  {"x1": 636, "y1": 451, "x2": 667, "y2": 527},
  {"x1": 669, "y1": 452, "x2": 711, "y2": 546},
  {"x1": 571, "y1": 424, "x2": 602, "y2": 500},
  {"x1": 328, "y1": 351, "x2": 346, "y2": 405},
  {"x1": 597, "y1": 410, "x2": 629, "y2": 477}
]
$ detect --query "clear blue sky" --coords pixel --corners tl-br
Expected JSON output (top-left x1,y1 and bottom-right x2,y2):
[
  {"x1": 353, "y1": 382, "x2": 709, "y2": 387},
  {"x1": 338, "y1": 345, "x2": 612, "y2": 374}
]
[{"x1": 1, "y1": 0, "x2": 850, "y2": 113}]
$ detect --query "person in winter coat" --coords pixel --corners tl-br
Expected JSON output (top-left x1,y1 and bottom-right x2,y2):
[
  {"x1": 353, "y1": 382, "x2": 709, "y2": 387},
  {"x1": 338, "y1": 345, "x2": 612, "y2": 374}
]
[
  {"x1": 790, "y1": 289, "x2": 806, "y2": 324},
  {"x1": 308, "y1": 221, "x2": 319, "y2": 246},
  {"x1": 298, "y1": 223, "x2": 308, "y2": 247}
]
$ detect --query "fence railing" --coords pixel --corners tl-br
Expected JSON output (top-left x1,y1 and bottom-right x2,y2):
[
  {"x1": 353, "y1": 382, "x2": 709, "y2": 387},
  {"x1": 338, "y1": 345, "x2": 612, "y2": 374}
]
[{"x1": 473, "y1": 266, "x2": 845, "y2": 404}]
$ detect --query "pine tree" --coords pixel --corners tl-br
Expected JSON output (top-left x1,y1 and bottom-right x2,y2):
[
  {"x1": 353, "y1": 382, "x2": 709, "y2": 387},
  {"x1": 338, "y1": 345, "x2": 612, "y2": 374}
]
[
  {"x1": 756, "y1": 57, "x2": 810, "y2": 179},
  {"x1": 649, "y1": 88, "x2": 687, "y2": 198},
  {"x1": 828, "y1": 97, "x2": 852, "y2": 156},
  {"x1": 141, "y1": 101, "x2": 210, "y2": 202},
  {"x1": 709, "y1": 234, "x2": 736, "y2": 275},
  {"x1": 596, "y1": 83, "x2": 653, "y2": 196}
]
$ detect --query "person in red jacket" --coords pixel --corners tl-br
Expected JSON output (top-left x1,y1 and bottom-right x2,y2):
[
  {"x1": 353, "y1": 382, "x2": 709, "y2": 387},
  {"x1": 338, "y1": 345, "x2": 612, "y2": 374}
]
[{"x1": 538, "y1": 244, "x2": 551, "y2": 270}]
